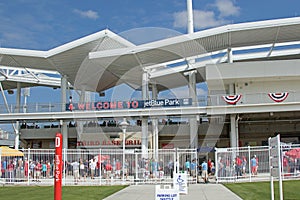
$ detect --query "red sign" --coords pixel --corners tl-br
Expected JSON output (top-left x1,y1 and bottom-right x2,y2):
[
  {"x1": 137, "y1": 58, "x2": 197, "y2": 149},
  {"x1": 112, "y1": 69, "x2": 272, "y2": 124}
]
[
  {"x1": 162, "y1": 143, "x2": 174, "y2": 149},
  {"x1": 77, "y1": 139, "x2": 141, "y2": 147},
  {"x1": 55, "y1": 133, "x2": 63, "y2": 200}
]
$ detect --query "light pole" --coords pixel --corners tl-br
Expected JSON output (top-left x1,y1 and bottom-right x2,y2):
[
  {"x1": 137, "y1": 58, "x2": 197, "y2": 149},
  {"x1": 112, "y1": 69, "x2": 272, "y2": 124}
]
[{"x1": 119, "y1": 118, "x2": 129, "y2": 183}]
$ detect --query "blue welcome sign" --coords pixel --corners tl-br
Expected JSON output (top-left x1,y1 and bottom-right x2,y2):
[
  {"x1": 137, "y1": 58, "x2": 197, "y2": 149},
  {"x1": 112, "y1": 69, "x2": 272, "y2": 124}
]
[{"x1": 66, "y1": 98, "x2": 192, "y2": 111}]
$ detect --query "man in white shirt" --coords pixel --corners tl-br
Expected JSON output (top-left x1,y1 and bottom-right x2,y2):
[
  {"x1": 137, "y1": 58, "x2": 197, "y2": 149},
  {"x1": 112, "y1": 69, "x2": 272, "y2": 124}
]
[
  {"x1": 70, "y1": 160, "x2": 80, "y2": 184},
  {"x1": 90, "y1": 158, "x2": 96, "y2": 179}
]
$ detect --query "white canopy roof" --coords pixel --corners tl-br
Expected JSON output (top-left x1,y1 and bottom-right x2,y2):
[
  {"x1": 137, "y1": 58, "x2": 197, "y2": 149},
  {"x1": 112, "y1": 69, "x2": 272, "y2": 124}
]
[
  {"x1": 0, "y1": 30, "x2": 135, "y2": 90},
  {"x1": 89, "y1": 17, "x2": 300, "y2": 91},
  {"x1": 1, "y1": 17, "x2": 300, "y2": 92}
]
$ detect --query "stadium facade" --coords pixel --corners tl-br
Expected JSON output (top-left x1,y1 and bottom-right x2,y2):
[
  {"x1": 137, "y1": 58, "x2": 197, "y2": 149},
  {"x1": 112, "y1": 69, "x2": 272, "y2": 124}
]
[{"x1": 0, "y1": 16, "x2": 300, "y2": 156}]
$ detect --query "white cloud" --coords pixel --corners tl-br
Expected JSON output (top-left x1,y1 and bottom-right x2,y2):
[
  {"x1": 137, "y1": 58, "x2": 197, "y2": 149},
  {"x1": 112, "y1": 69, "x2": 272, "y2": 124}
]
[
  {"x1": 173, "y1": 10, "x2": 227, "y2": 29},
  {"x1": 193, "y1": 10, "x2": 227, "y2": 29},
  {"x1": 173, "y1": 11, "x2": 188, "y2": 29},
  {"x1": 173, "y1": 0, "x2": 240, "y2": 30},
  {"x1": 73, "y1": 9, "x2": 99, "y2": 20},
  {"x1": 214, "y1": 0, "x2": 240, "y2": 17}
]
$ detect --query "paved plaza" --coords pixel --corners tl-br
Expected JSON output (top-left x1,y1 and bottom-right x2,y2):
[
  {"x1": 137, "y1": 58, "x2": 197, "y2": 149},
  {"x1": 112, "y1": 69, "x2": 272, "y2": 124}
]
[{"x1": 104, "y1": 183, "x2": 242, "y2": 200}]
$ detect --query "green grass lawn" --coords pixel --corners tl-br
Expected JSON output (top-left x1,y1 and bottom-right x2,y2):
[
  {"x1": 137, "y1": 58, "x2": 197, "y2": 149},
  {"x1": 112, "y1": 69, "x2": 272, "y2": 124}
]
[
  {"x1": 224, "y1": 180, "x2": 300, "y2": 200},
  {"x1": 0, "y1": 185, "x2": 127, "y2": 200}
]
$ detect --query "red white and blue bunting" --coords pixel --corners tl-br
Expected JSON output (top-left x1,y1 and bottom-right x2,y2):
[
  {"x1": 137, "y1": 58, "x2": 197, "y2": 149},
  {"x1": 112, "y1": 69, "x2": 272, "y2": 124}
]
[
  {"x1": 268, "y1": 92, "x2": 289, "y2": 102},
  {"x1": 222, "y1": 95, "x2": 242, "y2": 105}
]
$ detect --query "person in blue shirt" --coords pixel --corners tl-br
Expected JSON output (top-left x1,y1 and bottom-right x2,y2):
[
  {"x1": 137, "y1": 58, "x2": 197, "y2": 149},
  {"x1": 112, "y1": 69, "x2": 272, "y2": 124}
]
[
  {"x1": 185, "y1": 159, "x2": 190, "y2": 174},
  {"x1": 190, "y1": 159, "x2": 197, "y2": 179},
  {"x1": 1, "y1": 160, "x2": 7, "y2": 178},
  {"x1": 201, "y1": 160, "x2": 208, "y2": 183},
  {"x1": 251, "y1": 155, "x2": 258, "y2": 175}
]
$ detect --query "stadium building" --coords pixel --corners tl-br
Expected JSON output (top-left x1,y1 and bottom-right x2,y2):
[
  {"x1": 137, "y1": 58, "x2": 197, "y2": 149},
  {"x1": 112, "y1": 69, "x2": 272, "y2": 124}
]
[{"x1": 0, "y1": 16, "x2": 300, "y2": 157}]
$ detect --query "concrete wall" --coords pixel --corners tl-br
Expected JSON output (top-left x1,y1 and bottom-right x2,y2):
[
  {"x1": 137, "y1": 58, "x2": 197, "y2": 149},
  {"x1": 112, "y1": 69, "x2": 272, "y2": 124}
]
[
  {"x1": 206, "y1": 59, "x2": 300, "y2": 84},
  {"x1": 206, "y1": 59, "x2": 300, "y2": 105},
  {"x1": 235, "y1": 79, "x2": 300, "y2": 105}
]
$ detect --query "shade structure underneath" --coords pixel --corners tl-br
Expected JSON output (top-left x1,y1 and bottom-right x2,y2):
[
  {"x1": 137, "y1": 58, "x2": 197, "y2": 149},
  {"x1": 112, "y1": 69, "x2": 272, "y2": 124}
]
[{"x1": 0, "y1": 146, "x2": 24, "y2": 157}]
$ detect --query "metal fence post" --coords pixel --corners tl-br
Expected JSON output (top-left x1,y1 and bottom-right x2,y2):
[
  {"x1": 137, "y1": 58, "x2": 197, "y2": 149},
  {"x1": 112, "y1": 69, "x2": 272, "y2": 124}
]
[
  {"x1": 194, "y1": 148, "x2": 198, "y2": 184},
  {"x1": 99, "y1": 148, "x2": 102, "y2": 186},
  {"x1": 176, "y1": 148, "x2": 179, "y2": 173},
  {"x1": 63, "y1": 148, "x2": 66, "y2": 186},
  {"x1": 27, "y1": 148, "x2": 30, "y2": 185},
  {"x1": 135, "y1": 149, "x2": 138, "y2": 184},
  {"x1": 280, "y1": 144, "x2": 284, "y2": 181},
  {"x1": 215, "y1": 147, "x2": 218, "y2": 183},
  {"x1": 248, "y1": 146, "x2": 251, "y2": 182}
]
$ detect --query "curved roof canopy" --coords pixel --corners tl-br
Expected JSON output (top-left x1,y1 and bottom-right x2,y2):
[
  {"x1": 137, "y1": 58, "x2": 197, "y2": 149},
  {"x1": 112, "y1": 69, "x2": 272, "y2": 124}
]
[
  {"x1": 0, "y1": 30, "x2": 135, "y2": 91},
  {"x1": 90, "y1": 17, "x2": 300, "y2": 91},
  {"x1": 1, "y1": 17, "x2": 300, "y2": 92}
]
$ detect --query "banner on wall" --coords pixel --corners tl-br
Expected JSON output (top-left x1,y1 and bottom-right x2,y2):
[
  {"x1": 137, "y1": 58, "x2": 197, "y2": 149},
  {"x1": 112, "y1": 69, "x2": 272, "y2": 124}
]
[
  {"x1": 268, "y1": 92, "x2": 289, "y2": 102},
  {"x1": 222, "y1": 95, "x2": 242, "y2": 105}
]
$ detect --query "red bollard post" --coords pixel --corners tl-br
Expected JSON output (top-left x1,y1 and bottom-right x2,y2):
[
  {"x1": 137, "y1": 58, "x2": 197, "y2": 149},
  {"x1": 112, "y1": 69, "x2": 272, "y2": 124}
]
[{"x1": 54, "y1": 133, "x2": 63, "y2": 200}]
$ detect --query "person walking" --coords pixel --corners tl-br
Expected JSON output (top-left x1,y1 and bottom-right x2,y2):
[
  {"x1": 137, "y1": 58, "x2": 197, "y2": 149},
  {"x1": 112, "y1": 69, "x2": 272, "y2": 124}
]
[
  {"x1": 70, "y1": 160, "x2": 80, "y2": 184},
  {"x1": 201, "y1": 160, "x2": 208, "y2": 183},
  {"x1": 251, "y1": 155, "x2": 258, "y2": 175},
  {"x1": 90, "y1": 158, "x2": 96, "y2": 179},
  {"x1": 190, "y1": 159, "x2": 197, "y2": 181}
]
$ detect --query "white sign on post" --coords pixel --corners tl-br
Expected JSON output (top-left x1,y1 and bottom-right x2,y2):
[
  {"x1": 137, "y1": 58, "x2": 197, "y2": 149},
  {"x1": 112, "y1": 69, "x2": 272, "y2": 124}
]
[
  {"x1": 269, "y1": 136, "x2": 281, "y2": 177},
  {"x1": 268, "y1": 135, "x2": 283, "y2": 200},
  {"x1": 173, "y1": 172, "x2": 188, "y2": 194},
  {"x1": 270, "y1": 167, "x2": 279, "y2": 177},
  {"x1": 155, "y1": 185, "x2": 179, "y2": 200}
]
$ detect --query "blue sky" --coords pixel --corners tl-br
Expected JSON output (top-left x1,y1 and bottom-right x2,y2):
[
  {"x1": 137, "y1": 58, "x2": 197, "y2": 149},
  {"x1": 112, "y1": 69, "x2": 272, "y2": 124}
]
[
  {"x1": 1, "y1": 0, "x2": 299, "y2": 50},
  {"x1": 0, "y1": 0, "x2": 300, "y2": 107}
]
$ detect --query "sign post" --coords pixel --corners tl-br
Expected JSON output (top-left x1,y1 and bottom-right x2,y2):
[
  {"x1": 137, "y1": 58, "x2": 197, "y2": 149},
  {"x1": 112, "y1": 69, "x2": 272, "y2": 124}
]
[
  {"x1": 269, "y1": 134, "x2": 283, "y2": 200},
  {"x1": 55, "y1": 133, "x2": 63, "y2": 200}
]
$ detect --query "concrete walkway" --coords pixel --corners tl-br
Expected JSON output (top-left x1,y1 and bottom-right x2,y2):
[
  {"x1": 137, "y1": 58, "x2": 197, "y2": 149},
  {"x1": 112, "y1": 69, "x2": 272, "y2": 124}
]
[{"x1": 104, "y1": 183, "x2": 242, "y2": 200}]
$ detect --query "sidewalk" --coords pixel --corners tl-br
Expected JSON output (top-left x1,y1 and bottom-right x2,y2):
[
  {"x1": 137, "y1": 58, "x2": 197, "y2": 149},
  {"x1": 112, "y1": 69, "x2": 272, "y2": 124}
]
[{"x1": 103, "y1": 183, "x2": 242, "y2": 200}]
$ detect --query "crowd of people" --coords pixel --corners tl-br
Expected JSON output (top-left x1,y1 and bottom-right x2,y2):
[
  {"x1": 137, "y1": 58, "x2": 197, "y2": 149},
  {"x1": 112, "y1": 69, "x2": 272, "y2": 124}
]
[
  {"x1": 1, "y1": 155, "x2": 219, "y2": 184},
  {"x1": 1, "y1": 157, "x2": 54, "y2": 182},
  {"x1": 65, "y1": 157, "x2": 168, "y2": 183},
  {"x1": 217, "y1": 155, "x2": 258, "y2": 178}
]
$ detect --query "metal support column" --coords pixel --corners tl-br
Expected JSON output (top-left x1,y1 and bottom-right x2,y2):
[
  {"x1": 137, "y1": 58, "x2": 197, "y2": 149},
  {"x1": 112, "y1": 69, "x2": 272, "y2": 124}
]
[
  {"x1": 141, "y1": 71, "x2": 149, "y2": 158},
  {"x1": 230, "y1": 114, "x2": 238, "y2": 147},
  {"x1": 61, "y1": 75, "x2": 68, "y2": 149},
  {"x1": 15, "y1": 82, "x2": 21, "y2": 149},
  {"x1": 227, "y1": 48, "x2": 238, "y2": 148},
  {"x1": 227, "y1": 48, "x2": 233, "y2": 63},
  {"x1": 187, "y1": 1, "x2": 197, "y2": 151},
  {"x1": 151, "y1": 84, "x2": 159, "y2": 160},
  {"x1": 188, "y1": 70, "x2": 198, "y2": 150},
  {"x1": 229, "y1": 84, "x2": 238, "y2": 147},
  {"x1": 187, "y1": 0, "x2": 194, "y2": 34}
]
